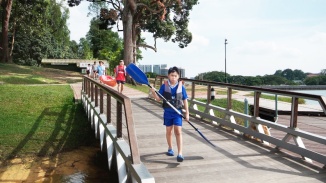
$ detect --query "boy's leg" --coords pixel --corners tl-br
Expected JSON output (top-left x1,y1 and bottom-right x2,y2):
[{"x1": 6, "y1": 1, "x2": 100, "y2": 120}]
[
  {"x1": 174, "y1": 126, "x2": 183, "y2": 156},
  {"x1": 166, "y1": 126, "x2": 173, "y2": 150}
]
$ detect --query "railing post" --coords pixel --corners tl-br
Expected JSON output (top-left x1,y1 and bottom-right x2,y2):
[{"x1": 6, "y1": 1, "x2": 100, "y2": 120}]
[
  {"x1": 207, "y1": 85, "x2": 212, "y2": 104},
  {"x1": 290, "y1": 97, "x2": 299, "y2": 128},
  {"x1": 254, "y1": 91, "x2": 261, "y2": 117},
  {"x1": 107, "y1": 94, "x2": 111, "y2": 123},
  {"x1": 95, "y1": 85, "x2": 98, "y2": 107},
  {"x1": 91, "y1": 83, "x2": 94, "y2": 102},
  {"x1": 117, "y1": 101, "x2": 122, "y2": 138},
  {"x1": 191, "y1": 81, "x2": 195, "y2": 100},
  {"x1": 227, "y1": 88, "x2": 232, "y2": 109},
  {"x1": 100, "y1": 89, "x2": 103, "y2": 114},
  {"x1": 244, "y1": 98, "x2": 249, "y2": 127}
]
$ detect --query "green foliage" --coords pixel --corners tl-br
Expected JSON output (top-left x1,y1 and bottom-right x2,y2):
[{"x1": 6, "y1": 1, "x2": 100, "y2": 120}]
[
  {"x1": 304, "y1": 75, "x2": 326, "y2": 85},
  {"x1": 145, "y1": 72, "x2": 157, "y2": 78},
  {"x1": 11, "y1": 0, "x2": 73, "y2": 65},
  {"x1": 86, "y1": 18, "x2": 123, "y2": 72}
]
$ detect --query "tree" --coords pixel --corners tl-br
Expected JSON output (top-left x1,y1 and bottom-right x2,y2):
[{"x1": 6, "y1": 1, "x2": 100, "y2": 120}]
[
  {"x1": 293, "y1": 69, "x2": 306, "y2": 80},
  {"x1": 273, "y1": 70, "x2": 282, "y2": 77},
  {"x1": 0, "y1": 0, "x2": 13, "y2": 63},
  {"x1": 320, "y1": 69, "x2": 326, "y2": 76},
  {"x1": 68, "y1": 0, "x2": 199, "y2": 66},
  {"x1": 78, "y1": 38, "x2": 93, "y2": 59},
  {"x1": 11, "y1": 0, "x2": 72, "y2": 65}
]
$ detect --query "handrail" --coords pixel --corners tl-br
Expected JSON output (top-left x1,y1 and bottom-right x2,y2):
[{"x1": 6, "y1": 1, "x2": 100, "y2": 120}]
[
  {"x1": 153, "y1": 75, "x2": 326, "y2": 167},
  {"x1": 81, "y1": 76, "x2": 154, "y2": 182},
  {"x1": 83, "y1": 76, "x2": 140, "y2": 164},
  {"x1": 153, "y1": 75, "x2": 326, "y2": 114}
]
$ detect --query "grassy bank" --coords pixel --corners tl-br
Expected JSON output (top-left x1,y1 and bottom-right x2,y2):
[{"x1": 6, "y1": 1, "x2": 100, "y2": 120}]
[
  {"x1": 0, "y1": 85, "x2": 94, "y2": 165},
  {"x1": 0, "y1": 64, "x2": 93, "y2": 166},
  {"x1": 0, "y1": 63, "x2": 83, "y2": 84}
]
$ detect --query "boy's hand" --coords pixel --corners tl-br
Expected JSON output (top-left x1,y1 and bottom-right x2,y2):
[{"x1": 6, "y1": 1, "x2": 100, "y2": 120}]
[{"x1": 185, "y1": 112, "x2": 189, "y2": 122}]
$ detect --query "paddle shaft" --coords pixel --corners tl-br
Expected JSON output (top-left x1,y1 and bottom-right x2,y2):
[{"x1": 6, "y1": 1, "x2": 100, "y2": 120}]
[{"x1": 148, "y1": 84, "x2": 198, "y2": 130}]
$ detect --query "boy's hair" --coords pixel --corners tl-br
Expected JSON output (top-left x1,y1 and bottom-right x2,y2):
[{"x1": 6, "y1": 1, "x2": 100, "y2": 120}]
[{"x1": 168, "y1": 66, "x2": 179, "y2": 75}]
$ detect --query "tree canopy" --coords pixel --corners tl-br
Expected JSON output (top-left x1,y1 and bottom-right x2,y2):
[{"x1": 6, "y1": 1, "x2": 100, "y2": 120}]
[{"x1": 68, "y1": 0, "x2": 199, "y2": 66}]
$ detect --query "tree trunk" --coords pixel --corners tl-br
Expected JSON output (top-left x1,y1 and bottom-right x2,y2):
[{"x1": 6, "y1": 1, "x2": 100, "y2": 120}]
[
  {"x1": 1, "y1": 0, "x2": 13, "y2": 63},
  {"x1": 122, "y1": 4, "x2": 134, "y2": 66}
]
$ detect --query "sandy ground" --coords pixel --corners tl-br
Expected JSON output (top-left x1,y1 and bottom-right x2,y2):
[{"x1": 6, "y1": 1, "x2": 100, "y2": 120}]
[{"x1": 0, "y1": 146, "x2": 114, "y2": 183}]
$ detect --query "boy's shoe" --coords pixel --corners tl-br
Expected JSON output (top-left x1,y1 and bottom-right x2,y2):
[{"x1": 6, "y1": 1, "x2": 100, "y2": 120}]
[
  {"x1": 166, "y1": 149, "x2": 174, "y2": 156},
  {"x1": 177, "y1": 154, "x2": 184, "y2": 162}
]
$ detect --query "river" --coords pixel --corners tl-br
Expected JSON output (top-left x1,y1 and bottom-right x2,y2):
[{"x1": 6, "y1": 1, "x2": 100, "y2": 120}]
[{"x1": 293, "y1": 90, "x2": 326, "y2": 105}]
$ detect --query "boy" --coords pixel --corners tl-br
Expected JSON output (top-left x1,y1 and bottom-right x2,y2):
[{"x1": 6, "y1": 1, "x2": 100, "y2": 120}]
[{"x1": 151, "y1": 66, "x2": 189, "y2": 162}]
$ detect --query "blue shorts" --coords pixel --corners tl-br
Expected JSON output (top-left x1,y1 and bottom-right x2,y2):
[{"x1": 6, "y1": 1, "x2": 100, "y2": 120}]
[
  {"x1": 117, "y1": 80, "x2": 125, "y2": 84},
  {"x1": 164, "y1": 116, "x2": 183, "y2": 126}
]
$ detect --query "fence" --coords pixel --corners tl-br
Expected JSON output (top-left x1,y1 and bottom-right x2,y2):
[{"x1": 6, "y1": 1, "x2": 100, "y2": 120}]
[
  {"x1": 154, "y1": 75, "x2": 326, "y2": 168},
  {"x1": 81, "y1": 76, "x2": 155, "y2": 183}
]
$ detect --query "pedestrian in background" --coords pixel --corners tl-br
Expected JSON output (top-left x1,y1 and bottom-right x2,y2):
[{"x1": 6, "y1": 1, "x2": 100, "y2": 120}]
[{"x1": 115, "y1": 60, "x2": 127, "y2": 93}]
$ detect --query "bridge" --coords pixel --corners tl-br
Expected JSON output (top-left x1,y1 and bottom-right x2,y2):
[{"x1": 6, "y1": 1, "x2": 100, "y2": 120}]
[{"x1": 74, "y1": 75, "x2": 326, "y2": 183}]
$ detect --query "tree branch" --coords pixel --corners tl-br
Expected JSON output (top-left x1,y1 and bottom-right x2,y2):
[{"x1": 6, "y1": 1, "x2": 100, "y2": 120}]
[
  {"x1": 136, "y1": 2, "x2": 164, "y2": 14},
  {"x1": 137, "y1": 38, "x2": 157, "y2": 52}
]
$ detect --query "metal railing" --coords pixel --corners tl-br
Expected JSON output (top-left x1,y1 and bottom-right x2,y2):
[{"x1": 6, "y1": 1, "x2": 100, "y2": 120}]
[
  {"x1": 81, "y1": 76, "x2": 154, "y2": 183},
  {"x1": 154, "y1": 75, "x2": 326, "y2": 167}
]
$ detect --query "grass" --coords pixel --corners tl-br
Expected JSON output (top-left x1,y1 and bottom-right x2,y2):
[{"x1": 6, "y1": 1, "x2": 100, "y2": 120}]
[
  {"x1": 0, "y1": 63, "x2": 93, "y2": 165},
  {"x1": 125, "y1": 83, "x2": 150, "y2": 93},
  {"x1": 196, "y1": 98, "x2": 246, "y2": 125},
  {"x1": 0, "y1": 85, "x2": 94, "y2": 165},
  {"x1": 0, "y1": 63, "x2": 83, "y2": 84},
  {"x1": 245, "y1": 92, "x2": 306, "y2": 104}
]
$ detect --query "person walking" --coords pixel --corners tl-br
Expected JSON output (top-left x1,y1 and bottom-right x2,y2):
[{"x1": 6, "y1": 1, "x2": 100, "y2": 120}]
[
  {"x1": 115, "y1": 60, "x2": 127, "y2": 93},
  {"x1": 92, "y1": 61, "x2": 97, "y2": 79},
  {"x1": 150, "y1": 66, "x2": 189, "y2": 162},
  {"x1": 86, "y1": 64, "x2": 92, "y2": 77},
  {"x1": 97, "y1": 61, "x2": 105, "y2": 79}
]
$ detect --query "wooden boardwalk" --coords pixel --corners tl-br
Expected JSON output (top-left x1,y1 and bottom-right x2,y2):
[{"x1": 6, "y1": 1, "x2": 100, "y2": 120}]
[
  {"x1": 72, "y1": 83, "x2": 326, "y2": 183},
  {"x1": 131, "y1": 98, "x2": 326, "y2": 183}
]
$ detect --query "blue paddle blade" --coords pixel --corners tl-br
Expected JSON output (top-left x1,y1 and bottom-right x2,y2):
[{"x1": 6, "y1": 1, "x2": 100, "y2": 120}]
[{"x1": 126, "y1": 63, "x2": 150, "y2": 85}]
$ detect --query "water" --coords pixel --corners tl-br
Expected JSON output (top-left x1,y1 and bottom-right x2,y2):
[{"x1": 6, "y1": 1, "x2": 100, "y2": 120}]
[{"x1": 293, "y1": 90, "x2": 326, "y2": 105}]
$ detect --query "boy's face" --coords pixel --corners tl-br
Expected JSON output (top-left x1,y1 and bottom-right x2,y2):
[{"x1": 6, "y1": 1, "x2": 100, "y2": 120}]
[{"x1": 168, "y1": 71, "x2": 179, "y2": 83}]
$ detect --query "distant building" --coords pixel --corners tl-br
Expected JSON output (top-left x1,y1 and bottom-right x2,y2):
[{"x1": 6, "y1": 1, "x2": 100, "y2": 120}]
[
  {"x1": 138, "y1": 64, "x2": 152, "y2": 73},
  {"x1": 306, "y1": 73, "x2": 319, "y2": 77},
  {"x1": 161, "y1": 68, "x2": 168, "y2": 76},
  {"x1": 144, "y1": 65, "x2": 152, "y2": 73},
  {"x1": 138, "y1": 64, "x2": 186, "y2": 77},
  {"x1": 161, "y1": 64, "x2": 167, "y2": 69},
  {"x1": 138, "y1": 65, "x2": 145, "y2": 72},
  {"x1": 179, "y1": 67, "x2": 185, "y2": 78},
  {"x1": 153, "y1": 65, "x2": 161, "y2": 75}
]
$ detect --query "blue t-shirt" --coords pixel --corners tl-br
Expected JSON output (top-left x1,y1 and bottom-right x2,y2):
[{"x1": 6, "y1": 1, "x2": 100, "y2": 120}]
[
  {"x1": 97, "y1": 65, "x2": 104, "y2": 76},
  {"x1": 158, "y1": 82, "x2": 188, "y2": 119}
]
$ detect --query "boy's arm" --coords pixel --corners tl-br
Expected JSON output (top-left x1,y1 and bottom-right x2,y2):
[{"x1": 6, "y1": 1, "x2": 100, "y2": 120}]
[{"x1": 183, "y1": 99, "x2": 189, "y2": 122}]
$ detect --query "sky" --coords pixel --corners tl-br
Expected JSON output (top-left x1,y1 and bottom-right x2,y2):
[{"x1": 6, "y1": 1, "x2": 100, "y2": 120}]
[{"x1": 66, "y1": 0, "x2": 326, "y2": 78}]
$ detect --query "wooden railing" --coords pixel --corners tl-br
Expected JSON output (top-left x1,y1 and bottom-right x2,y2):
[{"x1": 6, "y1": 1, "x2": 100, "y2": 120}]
[
  {"x1": 154, "y1": 75, "x2": 326, "y2": 167},
  {"x1": 81, "y1": 76, "x2": 154, "y2": 183}
]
